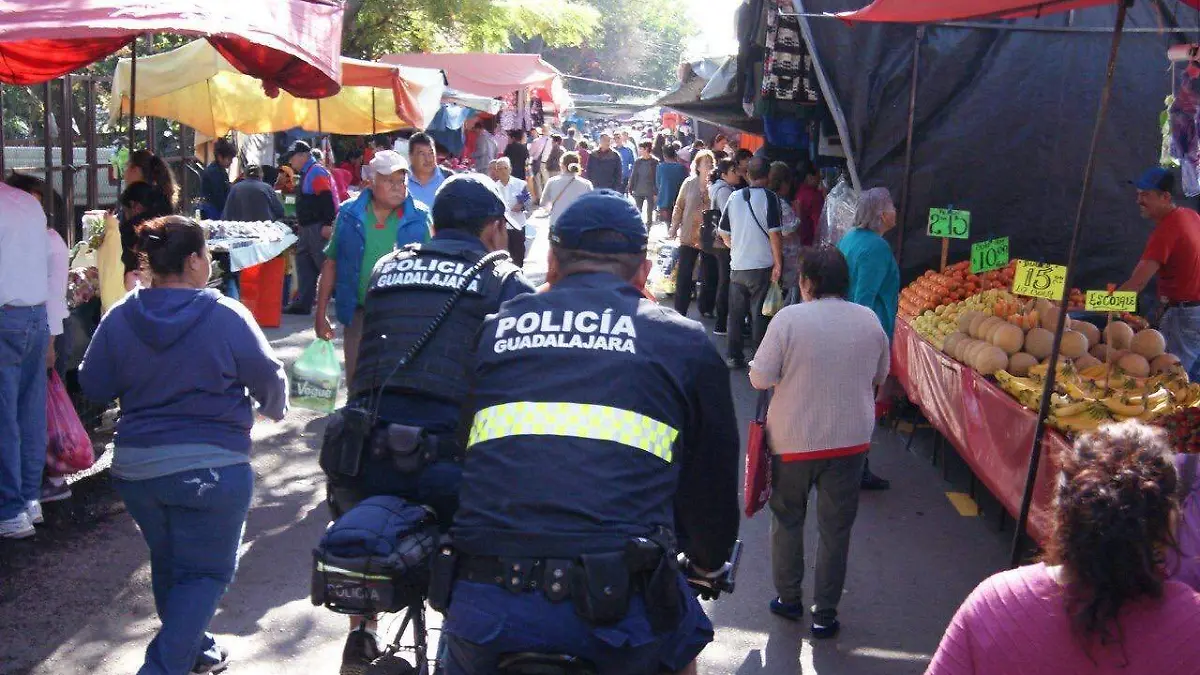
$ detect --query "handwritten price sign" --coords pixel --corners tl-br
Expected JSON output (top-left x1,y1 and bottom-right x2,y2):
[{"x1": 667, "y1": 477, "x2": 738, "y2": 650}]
[
  {"x1": 1084, "y1": 290, "x2": 1137, "y2": 313},
  {"x1": 970, "y1": 237, "x2": 1009, "y2": 274},
  {"x1": 928, "y1": 208, "x2": 970, "y2": 239},
  {"x1": 1011, "y1": 260, "x2": 1067, "y2": 300}
]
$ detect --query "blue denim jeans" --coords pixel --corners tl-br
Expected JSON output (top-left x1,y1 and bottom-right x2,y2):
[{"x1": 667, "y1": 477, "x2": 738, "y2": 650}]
[
  {"x1": 115, "y1": 463, "x2": 254, "y2": 675},
  {"x1": 0, "y1": 304, "x2": 49, "y2": 520},
  {"x1": 1162, "y1": 305, "x2": 1200, "y2": 382}
]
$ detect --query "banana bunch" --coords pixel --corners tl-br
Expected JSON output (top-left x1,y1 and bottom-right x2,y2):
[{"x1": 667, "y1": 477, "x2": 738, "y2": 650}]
[
  {"x1": 1048, "y1": 401, "x2": 1115, "y2": 434},
  {"x1": 994, "y1": 370, "x2": 1051, "y2": 411}
]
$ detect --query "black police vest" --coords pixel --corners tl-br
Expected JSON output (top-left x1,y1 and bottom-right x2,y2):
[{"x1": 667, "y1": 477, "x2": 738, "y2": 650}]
[{"x1": 349, "y1": 240, "x2": 519, "y2": 403}]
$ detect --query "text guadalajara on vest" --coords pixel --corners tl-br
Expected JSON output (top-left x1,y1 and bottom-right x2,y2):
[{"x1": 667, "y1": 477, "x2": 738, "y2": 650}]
[{"x1": 492, "y1": 309, "x2": 637, "y2": 354}]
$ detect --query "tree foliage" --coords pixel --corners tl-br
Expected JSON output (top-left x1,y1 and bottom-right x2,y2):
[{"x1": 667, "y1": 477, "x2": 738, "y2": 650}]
[{"x1": 343, "y1": 0, "x2": 601, "y2": 59}]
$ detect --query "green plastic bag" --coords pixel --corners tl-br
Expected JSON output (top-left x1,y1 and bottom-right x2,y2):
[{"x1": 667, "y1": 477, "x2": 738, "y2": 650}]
[
  {"x1": 290, "y1": 339, "x2": 342, "y2": 413},
  {"x1": 762, "y1": 283, "x2": 785, "y2": 317}
]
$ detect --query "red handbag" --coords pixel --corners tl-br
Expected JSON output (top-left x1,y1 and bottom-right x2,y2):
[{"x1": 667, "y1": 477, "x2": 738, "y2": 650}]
[{"x1": 743, "y1": 389, "x2": 772, "y2": 517}]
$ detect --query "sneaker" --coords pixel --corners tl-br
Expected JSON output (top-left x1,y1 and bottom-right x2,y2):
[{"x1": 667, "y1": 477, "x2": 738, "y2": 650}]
[
  {"x1": 712, "y1": 327, "x2": 728, "y2": 336},
  {"x1": 41, "y1": 479, "x2": 72, "y2": 503},
  {"x1": 26, "y1": 500, "x2": 43, "y2": 525},
  {"x1": 769, "y1": 597, "x2": 805, "y2": 622},
  {"x1": 811, "y1": 619, "x2": 841, "y2": 639},
  {"x1": 340, "y1": 628, "x2": 382, "y2": 675},
  {"x1": 0, "y1": 512, "x2": 35, "y2": 539},
  {"x1": 192, "y1": 645, "x2": 230, "y2": 674},
  {"x1": 861, "y1": 471, "x2": 891, "y2": 491},
  {"x1": 725, "y1": 357, "x2": 746, "y2": 370}
]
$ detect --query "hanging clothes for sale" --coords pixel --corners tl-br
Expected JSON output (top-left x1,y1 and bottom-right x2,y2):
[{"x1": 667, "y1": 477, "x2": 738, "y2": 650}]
[
  {"x1": 761, "y1": 0, "x2": 820, "y2": 107},
  {"x1": 427, "y1": 104, "x2": 471, "y2": 157},
  {"x1": 1169, "y1": 72, "x2": 1200, "y2": 197},
  {"x1": 530, "y1": 95, "x2": 545, "y2": 128}
]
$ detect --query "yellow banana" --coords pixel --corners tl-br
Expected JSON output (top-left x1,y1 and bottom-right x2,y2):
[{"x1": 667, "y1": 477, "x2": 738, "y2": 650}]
[
  {"x1": 1051, "y1": 397, "x2": 1091, "y2": 417},
  {"x1": 1100, "y1": 396, "x2": 1150, "y2": 418},
  {"x1": 1079, "y1": 364, "x2": 1110, "y2": 379}
]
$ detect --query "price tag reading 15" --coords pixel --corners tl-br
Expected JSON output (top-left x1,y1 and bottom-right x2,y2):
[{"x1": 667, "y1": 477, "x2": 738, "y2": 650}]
[
  {"x1": 1085, "y1": 290, "x2": 1137, "y2": 313},
  {"x1": 1011, "y1": 260, "x2": 1067, "y2": 300},
  {"x1": 928, "y1": 208, "x2": 970, "y2": 239}
]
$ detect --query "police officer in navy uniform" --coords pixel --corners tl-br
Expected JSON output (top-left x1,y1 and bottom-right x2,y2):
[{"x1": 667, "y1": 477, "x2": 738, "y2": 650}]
[
  {"x1": 436, "y1": 190, "x2": 740, "y2": 674},
  {"x1": 321, "y1": 174, "x2": 534, "y2": 675}
]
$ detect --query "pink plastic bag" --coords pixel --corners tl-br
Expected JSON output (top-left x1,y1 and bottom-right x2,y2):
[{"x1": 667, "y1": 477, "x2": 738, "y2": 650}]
[{"x1": 45, "y1": 371, "x2": 95, "y2": 476}]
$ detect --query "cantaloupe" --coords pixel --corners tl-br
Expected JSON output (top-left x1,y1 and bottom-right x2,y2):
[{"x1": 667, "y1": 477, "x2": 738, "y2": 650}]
[
  {"x1": 1091, "y1": 344, "x2": 1114, "y2": 362},
  {"x1": 943, "y1": 332, "x2": 967, "y2": 357},
  {"x1": 1150, "y1": 353, "x2": 1181, "y2": 374},
  {"x1": 977, "y1": 317, "x2": 1002, "y2": 340},
  {"x1": 1117, "y1": 352, "x2": 1150, "y2": 377},
  {"x1": 959, "y1": 311, "x2": 983, "y2": 334},
  {"x1": 983, "y1": 319, "x2": 1006, "y2": 343},
  {"x1": 961, "y1": 340, "x2": 985, "y2": 364},
  {"x1": 1074, "y1": 354, "x2": 1102, "y2": 370},
  {"x1": 1025, "y1": 327, "x2": 1055, "y2": 360},
  {"x1": 991, "y1": 323, "x2": 1025, "y2": 355},
  {"x1": 968, "y1": 314, "x2": 988, "y2": 339},
  {"x1": 1130, "y1": 329, "x2": 1166, "y2": 359},
  {"x1": 975, "y1": 346, "x2": 1010, "y2": 376},
  {"x1": 1009, "y1": 352, "x2": 1039, "y2": 376},
  {"x1": 1060, "y1": 330, "x2": 1088, "y2": 359},
  {"x1": 1040, "y1": 305, "x2": 1071, "y2": 331},
  {"x1": 1104, "y1": 321, "x2": 1134, "y2": 350},
  {"x1": 1074, "y1": 321, "x2": 1101, "y2": 348}
]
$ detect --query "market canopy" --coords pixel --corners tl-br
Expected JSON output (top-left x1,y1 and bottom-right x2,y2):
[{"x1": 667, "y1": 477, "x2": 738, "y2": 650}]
[
  {"x1": 837, "y1": 0, "x2": 1200, "y2": 22},
  {"x1": 110, "y1": 40, "x2": 426, "y2": 137},
  {"x1": 381, "y1": 52, "x2": 572, "y2": 113},
  {"x1": 0, "y1": 0, "x2": 343, "y2": 98}
]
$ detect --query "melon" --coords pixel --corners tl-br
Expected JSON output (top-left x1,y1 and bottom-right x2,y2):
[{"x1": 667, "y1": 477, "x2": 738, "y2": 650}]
[
  {"x1": 968, "y1": 314, "x2": 988, "y2": 339},
  {"x1": 961, "y1": 340, "x2": 984, "y2": 364},
  {"x1": 1104, "y1": 321, "x2": 1134, "y2": 350},
  {"x1": 975, "y1": 346, "x2": 1010, "y2": 376},
  {"x1": 1150, "y1": 353, "x2": 1181, "y2": 374},
  {"x1": 1060, "y1": 330, "x2": 1088, "y2": 359},
  {"x1": 1117, "y1": 352, "x2": 1151, "y2": 378},
  {"x1": 991, "y1": 323, "x2": 1025, "y2": 355},
  {"x1": 983, "y1": 319, "x2": 1006, "y2": 343},
  {"x1": 1040, "y1": 305, "x2": 1071, "y2": 331},
  {"x1": 959, "y1": 311, "x2": 983, "y2": 334},
  {"x1": 1074, "y1": 321, "x2": 1101, "y2": 348},
  {"x1": 943, "y1": 332, "x2": 967, "y2": 357},
  {"x1": 1130, "y1": 329, "x2": 1167, "y2": 359},
  {"x1": 977, "y1": 317, "x2": 1002, "y2": 340},
  {"x1": 1025, "y1": 327, "x2": 1055, "y2": 359},
  {"x1": 1074, "y1": 354, "x2": 1102, "y2": 371},
  {"x1": 1009, "y1": 352, "x2": 1039, "y2": 377},
  {"x1": 1090, "y1": 344, "x2": 1115, "y2": 362}
]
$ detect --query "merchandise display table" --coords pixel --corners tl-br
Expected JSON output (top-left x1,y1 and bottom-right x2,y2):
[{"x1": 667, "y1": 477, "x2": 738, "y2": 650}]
[
  {"x1": 892, "y1": 319, "x2": 1068, "y2": 543},
  {"x1": 203, "y1": 220, "x2": 297, "y2": 272}
]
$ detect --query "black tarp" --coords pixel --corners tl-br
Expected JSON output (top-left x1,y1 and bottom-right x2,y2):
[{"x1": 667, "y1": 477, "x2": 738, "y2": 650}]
[
  {"x1": 656, "y1": 58, "x2": 766, "y2": 135},
  {"x1": 800, "y1": 0, "x2": 1200, "y2": 287}
]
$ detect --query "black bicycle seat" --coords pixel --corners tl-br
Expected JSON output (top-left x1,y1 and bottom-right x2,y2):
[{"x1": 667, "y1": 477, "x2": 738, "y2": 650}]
[{"x1": 497, "y1": 652, "x2": 598, "y2": 675}]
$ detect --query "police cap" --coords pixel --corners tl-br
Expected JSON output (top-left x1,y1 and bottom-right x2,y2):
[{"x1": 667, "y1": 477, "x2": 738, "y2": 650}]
[
  {"x1": 550, "y1": 189, "x2": 647, "y2": 254},
  {"x1": 432, "y1": 173, "x2": 508, "y2": 227}
]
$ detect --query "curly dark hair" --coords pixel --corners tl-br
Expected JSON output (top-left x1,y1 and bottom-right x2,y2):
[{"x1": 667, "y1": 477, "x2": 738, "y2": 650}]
[{"x1": 1045, "y1": 420, "x2": 1179, "y2": 653}]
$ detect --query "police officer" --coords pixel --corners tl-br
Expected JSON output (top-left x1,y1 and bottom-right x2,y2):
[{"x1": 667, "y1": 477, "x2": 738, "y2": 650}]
[
  {"x1": 320, "y1": 174, "x2": 534, "y2": 675},
  {"x1": 437, "y1": 190, "x2": 740, "y2": 675}
]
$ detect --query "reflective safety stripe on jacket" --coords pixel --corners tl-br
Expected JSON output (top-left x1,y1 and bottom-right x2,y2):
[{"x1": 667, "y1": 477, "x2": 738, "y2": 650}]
[{"x1": 468, "y1": 402, "x2": 678, "y2": 463}]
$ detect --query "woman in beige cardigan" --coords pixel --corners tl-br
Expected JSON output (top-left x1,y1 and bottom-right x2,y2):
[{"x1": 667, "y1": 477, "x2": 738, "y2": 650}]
[{"x1": 669, "y1": 149, "x2": 715, "y2": 318}]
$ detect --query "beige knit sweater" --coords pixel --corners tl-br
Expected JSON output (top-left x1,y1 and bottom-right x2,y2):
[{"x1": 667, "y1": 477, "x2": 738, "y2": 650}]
[{"x1": 749, "y1": 298, "x2": 890, "y2": 454}]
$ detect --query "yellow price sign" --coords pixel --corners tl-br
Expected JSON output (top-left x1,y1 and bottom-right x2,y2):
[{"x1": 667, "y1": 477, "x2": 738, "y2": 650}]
[
  {"x1": 1084, "y1": 290, "x2": 1137, "y2": 313},
  {"x1": 1011, "y1": 260, "x2": 1067, "y2": 300}
]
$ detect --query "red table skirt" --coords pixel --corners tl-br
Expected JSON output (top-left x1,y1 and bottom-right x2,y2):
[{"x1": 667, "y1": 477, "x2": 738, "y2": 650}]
[{"x1": 892, "y1": 319, "x2": 1066, "y2": 544}]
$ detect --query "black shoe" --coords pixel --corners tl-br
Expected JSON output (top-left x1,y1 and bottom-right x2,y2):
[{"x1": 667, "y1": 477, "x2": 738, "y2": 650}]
[
  {"x1": 283, "y1": 304, "x2": 312, "y2": 316},
  {"x1": 341, "y1": 628, "x2": 382, "y2": 675},
  {"x1": 725, "y1": 357, "x2": 746, "y2": 370},
  {"x1": 713, "y1": 326, "x2": 728, "y2": 336},
  {"x1": 769, "y1": 597, "x2": 805, "y2": 622},
  {"x1": 192, "y1": 645, "x2": 229, "y2": 674},
  {"x1": 861, "y1": 470, "x2": 891, "y2": 491},
  {"x1": 811, "y1": 619, "x2": 841, "y2": 639}
]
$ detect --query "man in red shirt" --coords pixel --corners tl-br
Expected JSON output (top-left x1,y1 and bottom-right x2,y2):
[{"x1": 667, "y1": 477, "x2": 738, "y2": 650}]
[
  {"x1": 793, "y1": 162, "x2": 824, "y2": 247},
  {"x1": 1121, "y1": 167, "x2": 1200, "y2": 380}
]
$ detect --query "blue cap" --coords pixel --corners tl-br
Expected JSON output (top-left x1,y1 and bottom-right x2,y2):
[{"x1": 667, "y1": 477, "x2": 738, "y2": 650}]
[
  {"x1": 550, "y1": 189, "x2": 647, "y2": 254},
  {"x1": 432, "y1": 173, "x2": 508, "y2": 226},
  {"x1": 1132, "y1": 167, "x2": 1175, "y2": 193}
]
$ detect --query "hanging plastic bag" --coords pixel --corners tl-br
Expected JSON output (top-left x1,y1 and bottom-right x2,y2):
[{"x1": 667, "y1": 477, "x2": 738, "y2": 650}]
[
  {"x1": 819, "y1": 177, "x2": 859, "y2": 247},
  {"x1": 290, "y1": 339, "x2": 342, "y2": 413},
  {"x1": 762, "y1": 283, "x2": 785, "y2": 317},
  {"x1": 46, "y1": 371, "x2": 95, "y2": 476}
]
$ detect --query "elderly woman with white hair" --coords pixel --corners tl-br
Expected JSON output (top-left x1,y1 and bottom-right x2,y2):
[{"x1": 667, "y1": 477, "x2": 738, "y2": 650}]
[
  {"x1": 837, "y1": 187, "x2": 899, "y2": 491},
  {"x1": 488, "y1": 156, "x2": 533, "y2": 267}
]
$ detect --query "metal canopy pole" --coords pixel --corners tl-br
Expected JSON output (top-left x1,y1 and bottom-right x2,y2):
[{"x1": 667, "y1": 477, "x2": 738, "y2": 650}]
[
  {"x1": 895, "y1": 25, "x2": 924, "y2": 270},
  {"x1": 0, "y1": 83, "x2": 6, "y2": 176},
  {"x1": 1010, "y1": 0, "x2": 1130, "y2": 567},
  {"x1": 42, "y1": 82, "x2": 55, "y2": 225},
  {"x1": 128, "y1": 34, "x2": 138, "y2": 150},
  {"x1": 372, "y1": 92, "x2": 377, "y2": 136}
]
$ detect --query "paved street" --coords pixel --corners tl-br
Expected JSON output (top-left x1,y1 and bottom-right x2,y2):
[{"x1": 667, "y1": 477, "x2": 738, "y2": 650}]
[{"x1": 0, "y1": 214, "x2": 1011, "y2": 674}]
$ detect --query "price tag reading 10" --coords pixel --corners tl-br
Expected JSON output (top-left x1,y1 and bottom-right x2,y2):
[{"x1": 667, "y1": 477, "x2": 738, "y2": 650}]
[
  {"x1": 1011, "y1": 260, "x2": 1068, "y2": 300},
  {"x1": 970, "y1": 236, "x2": 1009, "y2": 274},
  {"x1": 928, "y1": 208, "x2": 970, "y2": 239}
]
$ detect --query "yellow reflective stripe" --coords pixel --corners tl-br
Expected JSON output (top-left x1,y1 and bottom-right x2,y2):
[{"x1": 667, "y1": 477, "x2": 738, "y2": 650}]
[{"x1": 468, "y1": 402, "x2": 678, "y2": 463}]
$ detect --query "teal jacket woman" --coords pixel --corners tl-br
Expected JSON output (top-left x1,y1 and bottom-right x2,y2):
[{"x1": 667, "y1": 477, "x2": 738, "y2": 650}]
[{"x1": 837, "y1": 188, "x2": 900, "y2": 339}]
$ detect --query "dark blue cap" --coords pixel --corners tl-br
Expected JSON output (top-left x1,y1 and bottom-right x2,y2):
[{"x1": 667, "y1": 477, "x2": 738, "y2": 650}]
[
  {"x1": 550, "y1": 189, "x2": 647, "y2": 254},
  {"x1": 432, "y1": 173, "x2": 508, "y2": 226},
  {"x1": 1132, "y1": 167, "x2": 1175, "y2": 193}
]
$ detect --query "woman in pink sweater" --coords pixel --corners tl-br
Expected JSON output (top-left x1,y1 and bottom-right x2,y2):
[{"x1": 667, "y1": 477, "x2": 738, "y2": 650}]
[{"x1": 926, "y1": 421, "x2": 1200, "y2": 674}]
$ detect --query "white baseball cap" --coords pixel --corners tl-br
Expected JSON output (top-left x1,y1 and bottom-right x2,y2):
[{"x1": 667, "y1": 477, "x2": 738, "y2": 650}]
[{"x1": 369, "y1": 150, "x2": 409, "y2": 177}]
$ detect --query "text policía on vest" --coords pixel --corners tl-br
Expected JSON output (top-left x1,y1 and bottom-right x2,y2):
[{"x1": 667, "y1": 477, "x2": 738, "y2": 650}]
[
  {"x1": 373, "y1": 255, "x2": 483, "y2": 293},
  {"x1": 493, "y1": 309, "x2": 637, "y2": 354}
]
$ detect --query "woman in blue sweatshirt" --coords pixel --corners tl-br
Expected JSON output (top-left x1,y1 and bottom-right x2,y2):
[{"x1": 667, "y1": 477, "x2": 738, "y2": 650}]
[{"x1": 80, "y1": 215, "x2": 288, "y2": 675}]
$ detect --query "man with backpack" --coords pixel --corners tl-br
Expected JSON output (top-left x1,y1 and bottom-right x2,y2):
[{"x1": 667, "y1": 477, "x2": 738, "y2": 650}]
[{"x1": 717, "y1": 157, "x2": 784, "y2": 369}]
